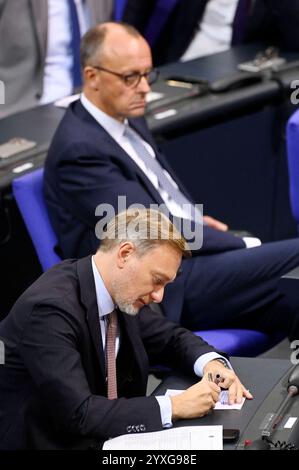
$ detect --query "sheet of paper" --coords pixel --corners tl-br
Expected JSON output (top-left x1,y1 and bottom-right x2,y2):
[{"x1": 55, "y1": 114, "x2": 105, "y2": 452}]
[
  {"x1": 103, "y1": 425, "x2": 223, "y2": 450},
  {"x1": 214, "y1": 390, "x2": 245, "y2": 410},
  {"x1": 165, "y1": 389, "x2": 245, "y2": 410}
]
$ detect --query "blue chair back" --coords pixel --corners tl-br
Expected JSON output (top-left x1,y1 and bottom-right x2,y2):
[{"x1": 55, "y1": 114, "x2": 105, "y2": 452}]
[
  {"x1": 196, "y1": 329, "x2": 282, "y2": 357},
  {"x1": 287, "y1": 108, "x2": 299, "y2": 229},
  {"x1": 114, "y1": 0, "x2": 128, "y2": 21},
  {"x1": 12, "y1": 168, "x2": 61, "y2": 271}
]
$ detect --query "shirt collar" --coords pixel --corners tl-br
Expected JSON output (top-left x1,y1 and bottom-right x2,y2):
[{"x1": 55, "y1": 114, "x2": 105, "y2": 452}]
[
  {"x1": 80, "y1": 92, "x2": 128, "y2": 143},
  {"x1": 91, "y1": 256, "x2": 115, "y2": 318}
]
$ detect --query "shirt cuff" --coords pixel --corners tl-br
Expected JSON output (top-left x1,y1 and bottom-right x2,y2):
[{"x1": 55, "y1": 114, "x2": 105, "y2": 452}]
[
  {"x1": 155, "y1": 396, "x2": 173, "y2": 428},
  {"x1": 243, "y1": 236, "x2": 262, "y2": 248},
  {"x1": 194, "y1": 352, "x2": 233, "y2": 377}
]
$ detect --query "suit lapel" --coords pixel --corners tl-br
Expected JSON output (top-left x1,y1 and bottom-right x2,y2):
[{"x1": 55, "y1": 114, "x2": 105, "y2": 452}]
[
  {"x1": 74, "y1": 101, "x2": 167, "y2": 205},
  {"x1": 74, "y1": 100, "x2": 195, "y2": 206},
  {"x1": 30, "y1": 0, "x2": 48, "y2": 63},
  {"x1": 77, "y1": 256, "x2": 106, "y2": 378}
]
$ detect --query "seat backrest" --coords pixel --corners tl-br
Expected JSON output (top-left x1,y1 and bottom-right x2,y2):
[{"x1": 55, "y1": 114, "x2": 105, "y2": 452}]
[
  {"x1": 12, "y1": 168, "x2": 61, "y2": 271},
  {"x1": 114, "y1": 0, "x2": 128, "y2": 21},
  {"x1": 150, "y1": 304, "x2": 281, "y2": 356},
  {"x1": 287, "y1": 108, "x2": 299, "y2": 225}
]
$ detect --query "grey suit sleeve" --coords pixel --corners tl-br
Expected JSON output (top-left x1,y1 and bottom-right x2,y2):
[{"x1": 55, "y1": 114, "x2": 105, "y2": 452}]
[{"x1": 0, "y1": 0, "x2": 6, "y2": 17}]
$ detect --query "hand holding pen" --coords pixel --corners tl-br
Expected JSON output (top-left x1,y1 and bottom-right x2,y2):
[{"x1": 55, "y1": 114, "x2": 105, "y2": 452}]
[
  {"x1": 208, "y1": 372, "x2": 224, "y2": 386},
  {"x1": 204, "y1": 360, "x2": 253, "y2": 405}
]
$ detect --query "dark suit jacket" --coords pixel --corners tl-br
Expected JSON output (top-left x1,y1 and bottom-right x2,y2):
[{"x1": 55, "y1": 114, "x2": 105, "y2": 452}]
[
  {"x1": 44, "y1": 100, "x2": 245, "y2": 321},
  {"x1": 123, "y1": 0, "x2": 209, "y2": 65},
  {"x1": 0, "y1": 256, "x2": 222, "y2": 450},
  {"x1": 123, "y1": 0, "x2": 299, "y2": 66},
  {"x1": 245, "y1": 0, "x2": 299, "y2": 52}
]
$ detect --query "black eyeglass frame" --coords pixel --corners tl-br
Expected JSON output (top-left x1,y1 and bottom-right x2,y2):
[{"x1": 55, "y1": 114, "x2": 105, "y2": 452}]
[{"x1": 91, "y1": 65, "x2": 159, "y2": 87}]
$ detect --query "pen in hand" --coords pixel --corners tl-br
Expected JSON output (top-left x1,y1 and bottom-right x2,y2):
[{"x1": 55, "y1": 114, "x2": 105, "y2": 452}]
[
  {"x1": 207, "y1": 372, "x2": 222, "y2": 407},
  {"x1": 208, "y1": 372, "x2": 223, "y2": 385}
]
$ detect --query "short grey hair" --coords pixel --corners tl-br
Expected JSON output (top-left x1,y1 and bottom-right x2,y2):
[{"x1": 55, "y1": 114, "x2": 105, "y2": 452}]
[
  {"x1": 80, "y1": 22, "x2": 142, "y2": 69},
  {"x1": 98, "y1": 208, "x2": 191, "y2": 258}
]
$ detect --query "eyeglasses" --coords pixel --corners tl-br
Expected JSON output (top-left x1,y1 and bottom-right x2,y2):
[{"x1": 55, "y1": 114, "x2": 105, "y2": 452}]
[{"x1": 91, "y1": 65, "x2": 159, "y2": 87}]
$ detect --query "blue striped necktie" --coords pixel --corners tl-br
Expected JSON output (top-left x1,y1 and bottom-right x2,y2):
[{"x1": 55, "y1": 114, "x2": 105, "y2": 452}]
[{"x1": 68, "y1": 0, "x2": 82, "y2": 88}]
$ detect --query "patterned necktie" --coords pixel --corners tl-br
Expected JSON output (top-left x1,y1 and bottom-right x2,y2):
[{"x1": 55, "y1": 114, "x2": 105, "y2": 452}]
[
  {"x1": 125, "y1": 126, "x2": 201, "y2": 221},
  {"x1": 106, "y1": 310, "x2": 118, "y2": 400},
  {"x1": 231, "y1": 0, "x2": 252, "y2": 46},
  {"x1": 68, "y1": 0, "x2": 82, "y2": 88}
]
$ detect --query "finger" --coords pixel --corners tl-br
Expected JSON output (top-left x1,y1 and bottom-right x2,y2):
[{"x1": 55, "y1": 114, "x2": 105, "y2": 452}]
[
  {"x1": 201, "y1": 374, "x2": 211, "y2": 383},
  {"x1": 209, "y1": 394, "x2": 218, "y2": 408},
  {"x1": 243, "y1": 388, "x2": 254, "y2": 399},
  {"x1": 203, "y1": 216, "x2": 228, "y2": 231},
  {"x1": 212, "y1": 390, "x2": 220, "y2": 403},
  {"x1": 237, "y1": 380, "x2": 254, "y2": 400},
  {"x1": 218, "y1": 374, "x2": 234, "y2": 389},
  {"x1": 214, "y1": 221, "x2": 229, "y2": 231},
  {"x1": 236, "y1": 383, "x2": 244, "y2": 404},
  {"x1": 228, "y1": 382, "x2": 238, "y2": 405},
  {"x1": 208, "y1": 382, "x2": 221, "y2": 394}
]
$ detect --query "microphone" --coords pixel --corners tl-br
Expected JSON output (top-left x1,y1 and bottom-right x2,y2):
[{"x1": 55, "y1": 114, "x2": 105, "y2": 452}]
[
  {"x1": 288, "y1": 363, "x2": 299, "y2": 391},
  {"x1": 244, "y1": 365, "x2": 299, "y2": 450},
  {"x1": 261, "y1": 365, "x2": 299, "y2": 438}
]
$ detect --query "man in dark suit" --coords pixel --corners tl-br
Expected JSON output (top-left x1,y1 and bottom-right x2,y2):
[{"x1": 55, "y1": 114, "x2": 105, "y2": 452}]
[
  {"x1": 0, "y1": 208, "x2": 250, "y2": 449},
  {"x1": 123, "y1": 0, "x2": 299, "y2": 65},
  {"x1": 44, "y1": 22, "x2": 299, "y2": 337}
]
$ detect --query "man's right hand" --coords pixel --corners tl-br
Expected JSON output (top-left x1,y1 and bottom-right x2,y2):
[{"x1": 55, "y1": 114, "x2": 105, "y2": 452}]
[{"x1": 170, "y1": 380, "x2": 220, "y2": 421}]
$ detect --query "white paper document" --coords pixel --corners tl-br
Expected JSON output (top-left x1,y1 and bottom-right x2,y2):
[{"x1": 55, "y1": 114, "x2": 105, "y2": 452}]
[
  {"x1": 165, "y1": 389, "x2": 245, "y2": 410},
  {"x1": 103, "y1": 425, "x2": 223, "y2": 450}
]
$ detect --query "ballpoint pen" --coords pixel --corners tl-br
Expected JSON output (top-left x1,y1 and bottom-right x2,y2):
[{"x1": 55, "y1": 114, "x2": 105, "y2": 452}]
[{"x1": 208, "y1": 372, "x2": 222, "y2": 385}]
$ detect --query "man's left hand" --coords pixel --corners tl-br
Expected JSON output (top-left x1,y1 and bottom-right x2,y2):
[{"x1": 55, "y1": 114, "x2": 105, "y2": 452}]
[
  {"x1": 203, "y1": 359, "x2": 253, "y2": 405},
  {"x1": 203, "y1": 215, "x2": 228, "y2": 231}
]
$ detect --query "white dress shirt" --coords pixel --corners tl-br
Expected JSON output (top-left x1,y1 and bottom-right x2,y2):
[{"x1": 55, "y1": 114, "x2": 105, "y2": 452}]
[
  {"x1": 40, "y1": 0, "x2": 90, "y2": 104},
  {"x1": 181, "y1": 0, "x2": 239, "y2": 61}
]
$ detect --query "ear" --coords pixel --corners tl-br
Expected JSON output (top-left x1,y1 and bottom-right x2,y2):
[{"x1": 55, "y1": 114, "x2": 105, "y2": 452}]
[
  {"x1": 83, "y1": 66, "x2": 100, "y2": 91},
  {"x1": 117, "y1": 242, "x2": 136, "y2": 268}
]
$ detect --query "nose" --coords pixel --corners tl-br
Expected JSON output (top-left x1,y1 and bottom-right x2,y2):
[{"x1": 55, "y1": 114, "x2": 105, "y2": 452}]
[
  {"x1": 138, "y1": 75, "x2": 151, "y2": 93},
  {"x1": 151, "y1": 286, "x2": 164, "y2": 304}
]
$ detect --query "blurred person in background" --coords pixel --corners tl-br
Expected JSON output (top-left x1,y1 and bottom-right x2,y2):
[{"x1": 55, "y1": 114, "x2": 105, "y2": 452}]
[
  {"x1": 123, "y1": 0, "x2": 299, "y2": 66},
  {"x1": 0, "y1": 0, "x2": 113, "y2": 118}
]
